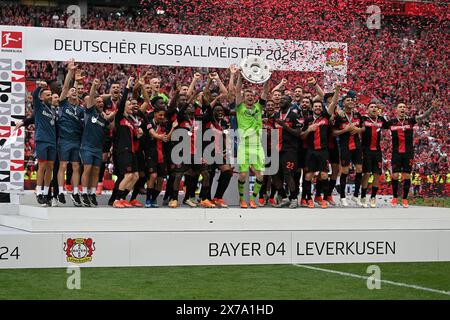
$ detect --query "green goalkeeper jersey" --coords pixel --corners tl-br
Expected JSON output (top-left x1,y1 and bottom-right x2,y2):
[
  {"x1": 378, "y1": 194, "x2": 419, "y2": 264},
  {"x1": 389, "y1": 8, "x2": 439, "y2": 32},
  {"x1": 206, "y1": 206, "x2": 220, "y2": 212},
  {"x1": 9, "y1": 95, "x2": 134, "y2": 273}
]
[{"x1": 236, "y1": 100, "x2": 263, "y2": 145}]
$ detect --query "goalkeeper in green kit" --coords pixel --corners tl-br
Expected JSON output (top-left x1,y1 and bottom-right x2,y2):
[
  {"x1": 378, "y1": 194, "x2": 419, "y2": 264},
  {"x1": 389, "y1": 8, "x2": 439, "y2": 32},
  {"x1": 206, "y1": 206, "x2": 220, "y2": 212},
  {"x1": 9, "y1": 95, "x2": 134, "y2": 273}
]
[{"x1": 235, "y1": 72, "x2": 270, "y2": 208}]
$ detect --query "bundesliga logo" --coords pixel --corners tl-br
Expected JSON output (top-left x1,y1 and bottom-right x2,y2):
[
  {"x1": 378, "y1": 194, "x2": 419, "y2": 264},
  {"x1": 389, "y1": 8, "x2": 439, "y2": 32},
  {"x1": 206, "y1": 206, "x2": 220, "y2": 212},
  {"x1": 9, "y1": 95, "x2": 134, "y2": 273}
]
[
  {"x1": 64, "y1": 238, "x2": 96, "y2": 263},
  {"x1": 1, "y1": 31, "x2": 22, "y2": 49}
]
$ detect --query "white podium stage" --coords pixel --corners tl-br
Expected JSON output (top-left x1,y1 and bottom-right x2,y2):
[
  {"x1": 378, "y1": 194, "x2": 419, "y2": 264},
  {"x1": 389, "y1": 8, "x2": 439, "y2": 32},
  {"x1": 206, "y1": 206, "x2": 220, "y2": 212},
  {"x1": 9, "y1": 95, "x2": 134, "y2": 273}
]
[{"x1": 0, "y1": 193, "x2": 449, "y2": 269}]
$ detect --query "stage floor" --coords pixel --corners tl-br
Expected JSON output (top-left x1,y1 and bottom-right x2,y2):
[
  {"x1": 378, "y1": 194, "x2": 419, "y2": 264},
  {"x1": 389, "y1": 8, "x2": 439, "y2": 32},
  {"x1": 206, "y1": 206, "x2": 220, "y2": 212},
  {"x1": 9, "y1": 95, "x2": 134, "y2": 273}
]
[{"x1": 0, "y1": 194, "x2": 449, "y2": 268}]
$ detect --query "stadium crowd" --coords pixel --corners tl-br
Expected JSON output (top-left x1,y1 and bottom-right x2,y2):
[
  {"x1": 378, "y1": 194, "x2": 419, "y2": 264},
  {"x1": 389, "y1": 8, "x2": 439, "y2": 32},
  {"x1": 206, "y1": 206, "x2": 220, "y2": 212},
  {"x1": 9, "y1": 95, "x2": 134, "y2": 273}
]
[{"x1": 2, "y1": 2, "x2": 448, "y2": 202}]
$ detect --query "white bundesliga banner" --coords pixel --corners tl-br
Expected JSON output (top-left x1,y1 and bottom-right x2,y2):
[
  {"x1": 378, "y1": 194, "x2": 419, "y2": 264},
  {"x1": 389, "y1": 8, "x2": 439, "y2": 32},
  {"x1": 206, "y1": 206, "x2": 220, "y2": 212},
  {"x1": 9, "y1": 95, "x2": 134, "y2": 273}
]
[
  {"x1": 0, "y1": 25, "x2": 347, "y2": 75},
  {"x1": 0, "y1": 25, "x2": 347, "y2": 191}
]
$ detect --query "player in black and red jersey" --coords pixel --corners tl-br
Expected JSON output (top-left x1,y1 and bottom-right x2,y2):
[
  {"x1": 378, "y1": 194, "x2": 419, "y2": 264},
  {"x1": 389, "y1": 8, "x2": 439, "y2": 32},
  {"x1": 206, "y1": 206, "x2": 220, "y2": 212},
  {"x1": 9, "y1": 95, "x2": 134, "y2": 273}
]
[
  {"x1": 385, "y1": 100, "x2": 437, "y2": 208},
  {"x1": 333, "y1": 95, "x2": 364, "y2": 207},
  {"x1": 320, "y1": 92, "x2": 340, "y2": 207},
  {"x1": 98, "y1": 82, "x2": 121, "y2": 196},
  {"x1": 128, "y1": 77, "x2": 156, "y2": 208},
  {"x1": 173, "y1": 103, "x2": 215, "y2": 208},
  {"x1": 162, "y1": 92, "x2": 188, "y2": 206},
  {"x1": 145, "y1": 105, "x2": 178, "y2": 207},
  {"x1": 203, "y1": 103, "x2": 234, "y2": 208},
  {"x1": 259, "y1": 100, "x2": 279, "y2": 207},
  {"x1": 111, "y1": 77, "x2": 141, "y2": 208},
  {"x1": 296, "y1": 97, "x2": 314, "y2": 207},
  {"x1": 301, "y1": 83, "x2": 340, "y2": 209},
  {"x1": 360, "y1": 99, "x2": 387, "y2": 208},
  {"x1": 273, "y1": 95, "x2": 303, "y2": 208}
]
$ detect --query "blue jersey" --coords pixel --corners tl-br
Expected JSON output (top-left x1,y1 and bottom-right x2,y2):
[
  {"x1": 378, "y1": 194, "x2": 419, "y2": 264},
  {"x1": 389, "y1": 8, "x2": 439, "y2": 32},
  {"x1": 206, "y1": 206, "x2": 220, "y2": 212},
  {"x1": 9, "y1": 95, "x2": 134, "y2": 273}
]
[
  {"x1": 57, "y1": 99, "x2": 84, "y2": 142},
  {"x1": 81, "y1": 107, "x2": 109, "y2": 151},
  {"x1": 32, "y1": 87, "x2": 57, "y2": 145}
]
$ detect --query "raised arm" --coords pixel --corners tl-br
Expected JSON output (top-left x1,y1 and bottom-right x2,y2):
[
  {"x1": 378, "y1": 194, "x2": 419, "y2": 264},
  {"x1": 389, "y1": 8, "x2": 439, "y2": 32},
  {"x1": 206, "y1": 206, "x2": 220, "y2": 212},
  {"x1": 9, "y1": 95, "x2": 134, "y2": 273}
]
[
  {"x1": 415, "y1": 99, "x2": 438, "y2": 123},
  {"x1": 87, "y1": 78, "x2": 100, "y2": 109},
  {"x1": 138, "y1": 77, "x2": 151, "y2": 113},
  {"x1": 213, "y1": 73, "x2": 228, "y2": 96},
  {"x1": 203, "y1": 73, "x2": 215, "y2": 104},
  {"x1": 228, "y1": 65, "x2": 239, "y2": 100},
  {"x1": 308, "y1": 77, "x2": 324, "y2": 100},
  {"x1": 261, "y1": 79, "x2": 270, "y2": 101},
  {"x1": 32, "y1": 81, "x2": 47, "y2": 108},
  {"x1": 117, "y1": 77, "x2": 133, "y2": 121},
  {"x1": 271, "y1": 78, "x2": 287, "y2": 93},
  {"x1": 326, "y1": 82, "x2": 341, "y2": 116},
  {"x1": 235, "y1": 72, "x2": 243, "y2": 106},
  {"x1": 60, "y1": 59, "x2": 76, "y2": 101},
  {"x1": 187, "y1": 72, "x2": 201, "y2": 101}
]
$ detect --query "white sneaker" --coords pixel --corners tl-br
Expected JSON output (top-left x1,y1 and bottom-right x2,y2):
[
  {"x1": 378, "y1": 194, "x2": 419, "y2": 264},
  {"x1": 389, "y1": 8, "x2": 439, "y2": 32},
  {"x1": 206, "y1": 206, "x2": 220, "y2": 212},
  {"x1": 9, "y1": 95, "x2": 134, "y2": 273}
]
[
  {"x1": 185, "y1": 198, "x2": 198, "y2": 208},
  {"x1": 361, "y1": 197, "x2": 368, "y2": 208},
  {"x1": 51, "y1": 198, "x2": 58, "y2": 207},
  {"x1": 277, "y1": 198, "x2": 290, "y2": 208},
  {"x1": 351, "y1": 195, "x2": 362, "y2": 206},
  {"x1": 370, "y1": 197, "x2": 377, "y2": 208},
  {"x1": 341, "y1": 198, "x2": 349, "y2": 207}
]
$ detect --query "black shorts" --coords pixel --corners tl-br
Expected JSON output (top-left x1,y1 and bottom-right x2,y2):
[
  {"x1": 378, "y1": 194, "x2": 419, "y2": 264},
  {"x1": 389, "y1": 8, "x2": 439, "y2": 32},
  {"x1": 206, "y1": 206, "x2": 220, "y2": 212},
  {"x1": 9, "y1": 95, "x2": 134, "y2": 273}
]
[
  {"x1": 280, "y1": 151, "x2": 297, "y2": 175},
  {"x1": 363, "y1": 150, "x2": 382, "y2": 174},
  {"x1": 340, "y1": 147, "x2": 362, "y2": 167},
  {"x1": 136, "y1": 151, "x2": 146, "y2": 173},
  {"x1": 116, "y1": 152, "x2": 138, "y2": 176},
  {"x1": 297, "y1": 148, "x2": 306, "y2": 169},
  {"x1": 305, "y1": 149, "x2": 329, "y2": 173},
  {"x1": 329, "y1": 147, "x2": 340, "y2": 165},
  {"x1": 392, "y1": 152, "x2": 414, "y2": 173},
  {"x1": 148, "y1": 162, "x2": 167, "y2": 177}
]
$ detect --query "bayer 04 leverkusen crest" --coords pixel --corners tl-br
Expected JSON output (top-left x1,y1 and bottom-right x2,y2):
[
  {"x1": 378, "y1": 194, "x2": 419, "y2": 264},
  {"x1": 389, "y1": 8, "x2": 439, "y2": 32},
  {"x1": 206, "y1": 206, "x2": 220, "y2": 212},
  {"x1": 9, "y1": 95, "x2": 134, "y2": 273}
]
[
  {"x1": 325, "y1": 48, "x2": 345, "y2": 67},
  {"x1": 64, "y1": 238, "x2": 96, "y2": 263}
]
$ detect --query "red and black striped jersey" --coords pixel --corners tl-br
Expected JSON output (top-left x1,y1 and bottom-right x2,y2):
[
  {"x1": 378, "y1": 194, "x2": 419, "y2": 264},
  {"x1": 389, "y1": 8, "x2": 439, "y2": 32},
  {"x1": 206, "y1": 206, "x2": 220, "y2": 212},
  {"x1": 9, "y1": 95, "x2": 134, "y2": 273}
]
[
  {"x1": 303, "y1": 111, "x2": 331, "y2": 151},
  {"x1": 148, "y1": 119, "x2": 167, "y2": 164},
  {"x1": 178, "y1": 116, "x2": 201, "y2": 155},
  {"x1": 203, "y1": 116, "x2": 231, "y2": 159},
  {"x1": 334, "y1": 111, "x2": 362, "y2": 151},
  {"x1": 274, "y1": 109, "x2": 303, "y2": 152},
  {"x1": 386, "y1": 116, "x2": 417, "y2": 154},
  {"x1": 361, "y1": 115, "x2": 387, "y2": 152}
]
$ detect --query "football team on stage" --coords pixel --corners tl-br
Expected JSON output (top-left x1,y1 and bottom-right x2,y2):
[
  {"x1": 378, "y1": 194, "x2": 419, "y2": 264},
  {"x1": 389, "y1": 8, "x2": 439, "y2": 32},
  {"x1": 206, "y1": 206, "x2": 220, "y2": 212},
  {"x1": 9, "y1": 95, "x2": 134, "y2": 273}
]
[{"x1": 19, "y1": 59, "x2": 438, "y2": 209}]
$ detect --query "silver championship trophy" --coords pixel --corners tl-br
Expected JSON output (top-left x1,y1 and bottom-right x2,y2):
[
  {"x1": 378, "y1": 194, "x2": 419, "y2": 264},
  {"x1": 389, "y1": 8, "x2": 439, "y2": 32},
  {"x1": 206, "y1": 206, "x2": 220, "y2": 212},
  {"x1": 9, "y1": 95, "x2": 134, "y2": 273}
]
[{"x1": 240, "y1": 55, "x2": 272, "y2": 84}]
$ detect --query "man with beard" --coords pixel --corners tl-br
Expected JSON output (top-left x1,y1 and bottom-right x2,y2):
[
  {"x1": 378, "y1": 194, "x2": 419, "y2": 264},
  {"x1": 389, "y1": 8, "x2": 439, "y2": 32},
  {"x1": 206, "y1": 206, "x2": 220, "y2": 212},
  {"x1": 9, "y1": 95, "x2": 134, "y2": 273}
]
[
  {"x1": 173, "y1": 104, "x2": 215, "y2": 208},
  {"x1": 98, "y1": 81, "x2": 121, "y2": 196},
  {"x1": 111, "y1": 77, "x2": 141, "y2": 208},
  {"x1": 162, "y1": 92, "x2": 189, "y2": 206},
  {"x1": 30, "y1": 81, "x2": 57, "y2": 206},
  {"x1": 235, "y1": 73, "x2": 269, "y2": 209},
  {"x1": 302, "y1": 83, "x2": 340, "y2": 209},
  {"x1": 386, "y1": 100, "x2": 437, "y2": 208},
  {"x1": 57, "y1": 59, "x2": 85, "y2": 207},
  {"x1": 146, "y1": 106, "x2": 178, "y2": 207},
  {"x1": 79, "y1": 79, "x2": 112, "y2": 207},
  {"x1": 274, "y1": 95, "x2": 303, "y2": 208},
  {"x1": 259, "y1": 100, "x2": 278, "y2": 207},
  {"x1": 333, "y1": 95, "x2": 364, "y2": 207},
  {"x1": 204, "y1": 104, "x2": 234, "y2": 208},
  {"x1": 359, "y1": 100, "x2": 387, "y2": 208}
]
